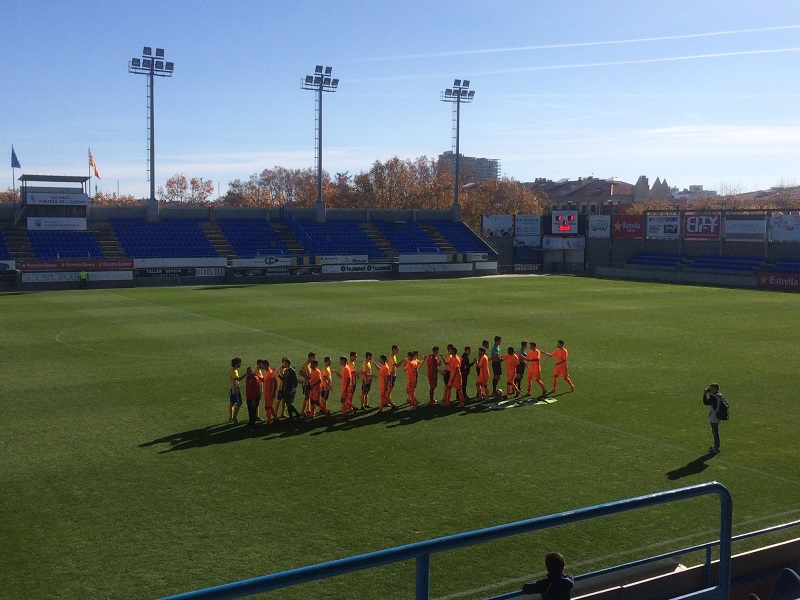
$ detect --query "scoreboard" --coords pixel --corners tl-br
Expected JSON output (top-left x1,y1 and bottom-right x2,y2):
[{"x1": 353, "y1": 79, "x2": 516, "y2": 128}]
[{"x1": 551, "y1": 210, "x2": 578, "y2": 234}]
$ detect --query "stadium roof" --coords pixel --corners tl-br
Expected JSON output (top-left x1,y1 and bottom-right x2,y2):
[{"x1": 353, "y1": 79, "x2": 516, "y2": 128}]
[{"x1": 18, "y1": 175, "x2": 90, "y2": 183}]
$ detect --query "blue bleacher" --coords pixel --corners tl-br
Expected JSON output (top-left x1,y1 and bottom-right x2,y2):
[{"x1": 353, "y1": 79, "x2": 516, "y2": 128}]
[
  {"x1": 428, "y1": 221, "x2": 492, "y2": 254},
  {"x1": 372, "y1": 220, "x2": 440, "y2": 254},
  {"x1": 296, "y1": 219, "x2": 385, "y2": 258},
  {"x1": 772, "y1": 257, "x2": 800, "y2": 273},
  {"x1": 216, "y1": 219, "x2": 290, "y2": 258},
  {"x1": 686, "y1": 254, "x2": 764, "y2": 272},
  {"x1": 27, "y1": 230, "x2": 104, "y2": 259},
  {"x1": 627, "y1": 252, "x2": 687, "y2": 267},
  {"x1": 0, "y1": 231, "x2": 10, "y2": 260},
  {"x1": 110, "y1": 218, "x2": 217, "y2": 258}
]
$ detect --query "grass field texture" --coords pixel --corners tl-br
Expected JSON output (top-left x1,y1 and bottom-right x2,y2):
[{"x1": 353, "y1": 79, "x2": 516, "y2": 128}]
[{"x1": 1, "y1": 276, "x2": 799, "y2": 600}]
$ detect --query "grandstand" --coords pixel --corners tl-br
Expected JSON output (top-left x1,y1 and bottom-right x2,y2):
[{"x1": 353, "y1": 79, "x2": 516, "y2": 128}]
[
  {"x1": 215, "y1": 218, "x2": 291, "y2": 258},
  {"x1": 429, "y1": 220, "x2": 491, "y2": 253},
  {"x1": 27, "y1": 230, "x2": 105, "y2": 259},
  {"x1": 771, "y1": 258, "x2": 800, "y2": 273},
  {"x1": 0, "y1": 230, "x2": 11, "y2": 260},
  {"x1": 295, "y1": 218, "x2": 386, "y2": 258},
  {"x1": 371, "y1": 219, "x2": 441, "y2": 254},
  {"x1": 110, "y1": 218, "x2": 217, "y2": 258}
]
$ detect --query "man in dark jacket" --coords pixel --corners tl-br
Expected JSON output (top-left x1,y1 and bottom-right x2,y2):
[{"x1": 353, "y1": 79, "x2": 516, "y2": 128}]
[{"x1": 522, "y1": 552, "x2": 574, "y2": 600}]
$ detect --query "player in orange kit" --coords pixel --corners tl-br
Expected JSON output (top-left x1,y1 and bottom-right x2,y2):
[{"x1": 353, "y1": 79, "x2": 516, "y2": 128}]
[
  {"x1": 475, "y1": 346, "x2": 490, "y2": 401},
  {"x1": 523, "y1": 342, "x2": 548, "y2": 397},
  {"x1": 332, "y1": 356, "x2": 358, "y2": 416},
  {"x1": 544, "y1": 339, "x2": 575, "y2": 394},
  {"x1": 306, "y1": 360, "x2": 330, "y2": 417},
  {"x1": 443, "y1": 347, "x2": 465, "y2": 407},
  {"x1": 501, "y1": 346, "x2": 521, "y2": 397},
  {"x1": 377, "y1": 355, "x2": 397, "y2": 412},
  {"x1": 261, "y1": 359, "x2": 278, "y2": 424},
  {"x1": 403, "y1": 351, "x2": 423, "y2": 408}
]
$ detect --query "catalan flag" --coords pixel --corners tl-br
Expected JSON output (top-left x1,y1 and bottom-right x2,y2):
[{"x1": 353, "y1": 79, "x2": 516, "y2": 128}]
[
  {"x1": 89, "y1": 149, "x2": 101, "y2": 179},
  {"x1": 11, "y1": 146, "x2": 21, "y2": 169}
]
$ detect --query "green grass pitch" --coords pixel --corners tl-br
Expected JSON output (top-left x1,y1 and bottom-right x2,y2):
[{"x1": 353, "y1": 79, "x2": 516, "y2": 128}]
[{"x1": 1, "y1": 276, "x2": 798, "y2": 600}]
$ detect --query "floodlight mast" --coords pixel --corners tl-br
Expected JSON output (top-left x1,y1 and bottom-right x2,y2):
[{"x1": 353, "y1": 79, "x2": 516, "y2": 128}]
[
  {"x1": 301, "y1": 65, "x2": 339, "y2": 206},
  {"x1": 440, "y1": 79, "x2": 475, "y2": 207},
  {"x1": 128, "y1": 46, "x2": 174, "y2": 202}
]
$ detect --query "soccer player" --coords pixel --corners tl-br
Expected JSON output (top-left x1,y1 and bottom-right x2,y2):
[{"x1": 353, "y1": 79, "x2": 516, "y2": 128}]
[
  {"x1": 307, "y1": 360, "x2": 329, "y2": 417},
  {"x1": 544, "y1": 339, "x2": 575, "y2": 394},
  {"x1": 377, "y1": 355, "x2": 396, "y2": 411},
  {"x1": 444, "y1": 347, "x2": 465, "y2": 407},
  {"x1": 502, "y1": 346, "x2": 521, "y2": 397},
  {"x1": 475, "y1": 346, "x2": 490, "y2": 401},
  {"x1": 360, "y1": 351, "x2": 374, "y2": 410},
  {"x1": 426, "y1": 346, "x2": 442, "y2": 405},
  {"x1": 281, "y1": 358, "x2": 302, "y2": 420},
  {"x1": 387, "y1": 345, "x2": 403, "y2": 406},
  {"x1": 524, "y1": 342, "x2": 548, "y2": 396},
  {"x1": 275, "y1": 358, "x2": 287, "y2": 418},
  {"x1": 321, "y1": 356, "x2": 334, "y2": 417},
  {"x1": 403, "y1": 351, "x2": 422, "y2": 408},
  {"x1": 441, "y1": 344, "x2": 455, "y2": 391},
  {"x1": 460, "y1": 346, "x2": 474, "y2": 400},
  {"x1": 228, "y1": 357, "x2": 244, "y2": 424},
  {"x1": 300, "y1": 352, "x2": 316, "y2": 416},
  {"x1": 490, "y1": 336, "x2": 503, "y2": 396},
  {"x1": 244, "y1": 366, "x2": 262, "y2": 430},
  {"x1": 514, "y1": 341, "x2": 528, "y2": 393},
  {"x1": 262, "y1": 360, "x2": 278, "y2": 424},
  {"x1": 332, "y1": 356, "x2": 358, "y2": 416},
  {"x1": 347, "y1": 351, "x2": 359, "y2": 408}
]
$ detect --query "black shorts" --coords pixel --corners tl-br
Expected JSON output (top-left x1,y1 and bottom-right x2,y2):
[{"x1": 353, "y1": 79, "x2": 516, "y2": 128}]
[
  {"x1": 361, "y1": 380, "x2": 372, "y2": 393},
  {"x1": 492, "y1": 362, "x2": 502, "y2": 376},
  {"x1": 389, "y1": 374, "x2": 397, "y2": 387}
]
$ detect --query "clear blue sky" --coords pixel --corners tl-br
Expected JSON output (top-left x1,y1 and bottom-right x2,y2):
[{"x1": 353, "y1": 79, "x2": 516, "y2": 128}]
[{"x1": 4, "y1": 0, "x2": 800, "y2": 198}]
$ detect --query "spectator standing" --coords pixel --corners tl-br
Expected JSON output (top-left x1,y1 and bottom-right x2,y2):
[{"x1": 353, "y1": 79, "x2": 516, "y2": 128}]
[
  {"x1": 522, "y1": 552, "x2": 574, "y2": 600},
  {"x1": 703, "y1": 383, "x2": 725, "y2": 454}
]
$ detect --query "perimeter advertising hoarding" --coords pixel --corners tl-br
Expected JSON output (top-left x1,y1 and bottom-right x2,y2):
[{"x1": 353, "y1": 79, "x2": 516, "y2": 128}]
[
  {"x1": 482, "y1": 215, "x2": 513, "y2": 237},
  {"x1": 646, "y1": 214, "x2": 680, "y2": 239},
  {"x1": 683, "y1": 213, "x2": 721, "y2": 240},
  {"x1": 26, "y1": 193, "x2": 91, "y2": 206},
  {"x1": 611, "y1": 215, "x2": 643, "y2": 239},
  {"x1": 0, "y1": 260, "x2": 15, "y2": 271},
  {"x1": 398, "y1": 263, "x2": 473, "y2": 273},
  {"x1": 724, "y1": 217, "x2": 766, "y2": 241},
  {"x1": 20, "y1": 258, "x2": 134, "y2": 272},
  {"x1": 231, "y1": 257, "x2": 294, "y2": 268},
  {"x1": 588, "y1": 215, "x2": 611, "y2": 238},
  {"x1": 398, "y1": 253, "x2": 449, "y2": 264},
  {"x1": 316, "y1": 255, "x2": 369, "y2": 265},
  {"x1": 22, "y1": 271, "x2": 133, "y2": 283},
  {"x1": 134, "y1": 267, "x2": 225, "y2": 278},
  {"x1": 769, "y1": 214, "x2": 800, "y2": 242},
  {"x1": 757, "y1": 271, "x2": 800, "y2": 291},
  {"x1": 321, "y1": 264, "x2": 393, "y2": 274},
  {"x1": 514, "y1": 215, "x2": 541, "y2": 246},
  {"x1": 542, "y1": 236, "x2": 585, "y2": 250},
  {"x1": 27, "y1": 217, "x2": 87, "y2": 231},
  {"x1": 232, "y1": 266, "x2": 319, "y2": 278}
]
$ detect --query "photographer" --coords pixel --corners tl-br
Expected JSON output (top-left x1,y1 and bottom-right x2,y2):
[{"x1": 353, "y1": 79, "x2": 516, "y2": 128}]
[{"x1": 703, "y1": 383, "x2": 724, "y2": 454}]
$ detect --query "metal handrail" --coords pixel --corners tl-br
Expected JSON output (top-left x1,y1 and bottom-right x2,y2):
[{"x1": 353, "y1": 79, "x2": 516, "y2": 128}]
[{"x1": 158, "y1": 482, "x2": 732, "y2": 600}]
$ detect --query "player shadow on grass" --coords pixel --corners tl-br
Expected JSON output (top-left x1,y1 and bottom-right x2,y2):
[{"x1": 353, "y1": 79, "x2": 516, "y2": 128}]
[
  {"x1": 138, "y1": 423, "x2": 250, "y2": 453},
  {"x1": 666, "y1": 451, "x2": 717, "y2": 480}
]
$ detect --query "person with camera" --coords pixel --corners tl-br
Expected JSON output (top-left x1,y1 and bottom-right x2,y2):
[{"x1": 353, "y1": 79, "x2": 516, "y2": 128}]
[{"x1": 703, "y1": 383, "x2": 725, "y2": 454}]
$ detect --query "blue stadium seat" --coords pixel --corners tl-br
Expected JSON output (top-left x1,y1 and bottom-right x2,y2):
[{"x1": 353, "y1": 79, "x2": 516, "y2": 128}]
[
  {"x1": 427, "y1": 221, "x2": 493, "y2": 254},
  {"x1": 110, "y1": 218, "x2": 218, "y2": 258},
  {"x1": 26, "y1": 230, "x2": 104, "y2": 259},
  {"x1": 296, "y1": 219, "x2": 385, "y2": 258},
  {"x1": 216, "y1": 219, "x2": 290, "y2": 258},
  {"x1": 372, "y1": 220, "x2": 440, "y2": 254}
]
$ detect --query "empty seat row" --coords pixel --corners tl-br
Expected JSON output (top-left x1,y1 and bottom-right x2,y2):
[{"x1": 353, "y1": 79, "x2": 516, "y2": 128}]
[
  {"x1": 372, "y1": 220, "x2": 440, "y2": 254},
  {"x1": 216, "y1": 219, "x2": 290, "y2": 258}
]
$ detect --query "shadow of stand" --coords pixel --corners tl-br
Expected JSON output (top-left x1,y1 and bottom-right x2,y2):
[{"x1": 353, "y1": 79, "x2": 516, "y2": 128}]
[{"x1": 666, "y1": 452, "x2": 717, "y2": 480}]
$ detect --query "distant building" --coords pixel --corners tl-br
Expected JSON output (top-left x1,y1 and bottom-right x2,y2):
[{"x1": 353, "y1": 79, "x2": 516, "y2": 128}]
[
  {"x1": 526, "y1": 175, "x2": 676, "y2": 214},
  {"x1": 671, "y1": 184, "x2": 717, "y2": 202},
  {"x1": 437, "y1": 151, "x2": 500, "y2": 183}
]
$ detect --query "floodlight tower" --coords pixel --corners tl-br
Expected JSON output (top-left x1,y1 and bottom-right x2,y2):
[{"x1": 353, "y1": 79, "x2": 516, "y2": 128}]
[
  {"x1": 128, "y1": 47, "x2": 174, "y2": 202},
  {"x1": 440, "y1": 79, "x2": 475, "y2": 207},
  {"x1": 301, "y1": 65, "x2": 339, "y2": 206}
]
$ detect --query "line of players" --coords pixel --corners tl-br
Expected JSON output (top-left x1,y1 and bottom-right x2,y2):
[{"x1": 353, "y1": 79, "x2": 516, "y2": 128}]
[{"x1": 227, "y1": 337, "x2": 574, "y2": 427}]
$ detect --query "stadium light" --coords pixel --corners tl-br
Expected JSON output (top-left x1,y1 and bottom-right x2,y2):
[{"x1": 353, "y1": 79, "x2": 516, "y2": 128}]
[
  {"x1": 128, "y1": 46, "x2": 174, "y2": 202},
  {"x1": 440, "y1": 78, "x2": 475, "y2": 207},
  {"x1": 301, "y1": 64, "x2": 339, "y2": 206}
]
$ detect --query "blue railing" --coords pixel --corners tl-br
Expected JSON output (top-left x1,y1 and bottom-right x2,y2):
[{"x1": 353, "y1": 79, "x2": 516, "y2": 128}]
[
  {"x1": 281, "y1": 209, "x2": 313, "y2": 255},
  {"x1": 159, "y1": 482, "x2": 732, "y2": 600}
]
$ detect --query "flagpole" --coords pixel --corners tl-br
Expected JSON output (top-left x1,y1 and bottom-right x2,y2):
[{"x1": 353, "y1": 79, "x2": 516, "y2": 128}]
[
  {"x1": 88, "y1": 148, "x2": 92, "y2": 198},
  {"x1": 11, "y1": 145, "x2": 16, "y2": 204}
]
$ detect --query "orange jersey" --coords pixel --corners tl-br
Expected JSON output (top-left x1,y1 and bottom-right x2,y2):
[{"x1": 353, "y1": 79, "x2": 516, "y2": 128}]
[
  {"x1": 476, "y1": 354, "x2": 490, "y2": 383},
  {"x1": 525, "y1": 349, "x2": 542, "y2": 376},
  {"x1": 379, "y1": 363, "x2": 391, "y2": 391},
  {"x1": 551, "y1": 347, "x2": 568, "y2": 364},
  {"x1": 340, "y1": 365, "x2": 352, "y2": 397},
  {"x1": 404, "y1": 360, "x2": 419, "y2": 386},
  {"x1": 262, "y1": 368, "x2": 277, "y2": 399},
  {"x1": 502, "y1": 353, "x2": 520, "y2": 381},
  {"x1": 308, "y1": 368, "x2": 322, "y2": 399}
]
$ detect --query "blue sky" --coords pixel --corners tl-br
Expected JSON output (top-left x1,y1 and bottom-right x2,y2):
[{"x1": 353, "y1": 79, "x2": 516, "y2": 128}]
[{"x1": 4, "y1": 0, "x2": 800, "y2": 198}]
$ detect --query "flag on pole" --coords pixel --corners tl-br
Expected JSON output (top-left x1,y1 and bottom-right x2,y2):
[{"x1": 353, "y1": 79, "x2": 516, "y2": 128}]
[
  {"x1": 11, "y1": 146, "x2": 21, "y2": 169},
  {"x1": 89, "y1": 149, "x2": 101, "y2": 179}
]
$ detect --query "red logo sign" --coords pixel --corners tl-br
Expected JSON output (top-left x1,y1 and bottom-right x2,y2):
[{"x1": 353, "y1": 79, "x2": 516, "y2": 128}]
[
  {"x1": 611, "y1": 215, "x2": 643, "y2": 238},
  {"x1": 684, "y1": 213, "x2": 720, "y2": 240},
  {"x1": 20, "y1": 259, "x2": 134, "y2": 272},
  {"x1": 758, "y1": 271, "x2": 800, "y2": 291}
]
